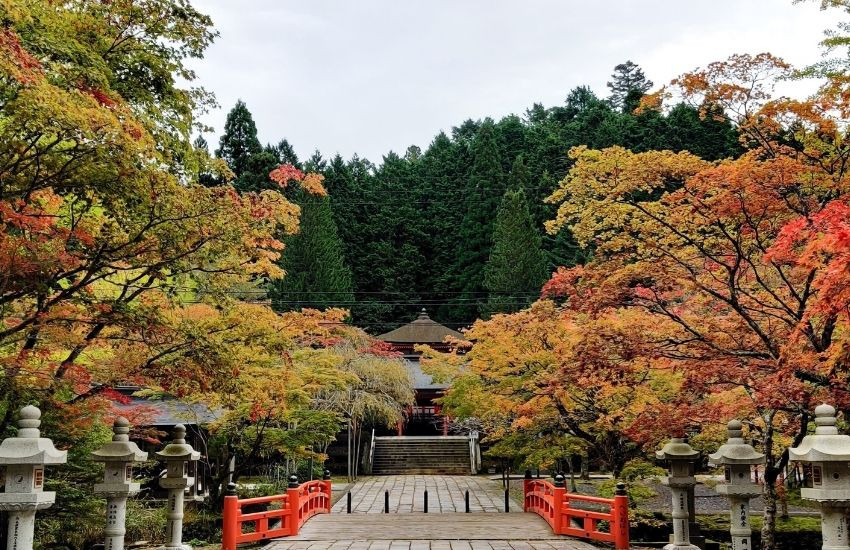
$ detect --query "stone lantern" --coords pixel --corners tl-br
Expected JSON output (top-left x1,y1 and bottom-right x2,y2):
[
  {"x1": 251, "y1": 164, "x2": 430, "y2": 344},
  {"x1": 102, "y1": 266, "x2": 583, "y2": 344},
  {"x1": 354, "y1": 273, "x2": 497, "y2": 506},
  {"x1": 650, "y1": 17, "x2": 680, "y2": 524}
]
[
  {"x1": 657, "y1": 437, "x2": 700, "y2": 550},
  {"x1": 708, "y1": 420, "x2": 764, "y2": 550},
  {"x1": 0, "y1": 405, "x2": 67, "y2": 550},
  {"x1": 92, "y1": 417, "x2": 148, "y2": 550},
  {"x1": 789, "y1": 403, "x2": 850, "y2": 550},
  {"x1": 155, "y1": 424, "x2": 200, "y2": 550}
]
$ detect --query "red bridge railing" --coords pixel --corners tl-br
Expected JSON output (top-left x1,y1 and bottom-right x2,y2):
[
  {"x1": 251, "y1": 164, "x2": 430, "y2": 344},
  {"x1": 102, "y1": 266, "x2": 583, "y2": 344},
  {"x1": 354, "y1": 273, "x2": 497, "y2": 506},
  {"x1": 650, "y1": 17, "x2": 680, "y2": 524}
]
[
  {"x1": 523, "y1": 474, "x2": 629, "y2": 549},
  {"x1": 222, "y1": 475, "x2": 332, "y2": 550}
]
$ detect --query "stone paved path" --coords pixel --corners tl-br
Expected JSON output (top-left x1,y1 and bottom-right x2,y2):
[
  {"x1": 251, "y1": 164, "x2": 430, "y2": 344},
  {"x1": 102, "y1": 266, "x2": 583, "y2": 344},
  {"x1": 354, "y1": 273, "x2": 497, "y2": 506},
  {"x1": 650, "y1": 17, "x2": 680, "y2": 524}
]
[
  {"x1": 331, "y1": 475, "x2": 520, "y2": 514},
  {"x1": 266, "y1": 476, "x2": 598, "y2": 550},
  {"x1": 268, "y1": 539, "x2": 600, "y2": 550}
]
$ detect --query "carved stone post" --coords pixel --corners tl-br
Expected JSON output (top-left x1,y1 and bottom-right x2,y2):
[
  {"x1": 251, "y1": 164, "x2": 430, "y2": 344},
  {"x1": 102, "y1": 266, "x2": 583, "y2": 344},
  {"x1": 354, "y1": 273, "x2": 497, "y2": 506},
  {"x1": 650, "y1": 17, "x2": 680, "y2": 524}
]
[
  {"x1": 789, "y1": 404, "x2": 850, "y2": 550},
  {"x1": 0, "y1": 406, "x2": 67, "y2": 550},
  {"x1": 92, "y1": 417, "x2": 148, "y2": 550},
  {"x1": 708, "y1": 420, "x2": 764, "y2": 550},
  {"x1": 155, "y1": 425, "x2": 200, "y2": 550},
  {"x1": 657, "y1": 437, "x2": 700, "y2": 550}
]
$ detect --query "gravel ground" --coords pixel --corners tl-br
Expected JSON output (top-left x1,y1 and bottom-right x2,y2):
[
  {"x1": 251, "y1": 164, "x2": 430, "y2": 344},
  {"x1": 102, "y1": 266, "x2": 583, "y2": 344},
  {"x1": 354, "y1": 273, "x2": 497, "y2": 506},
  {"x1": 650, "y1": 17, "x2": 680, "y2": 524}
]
[{"x1": 643, "y1": 481, "x2": 818, "y2": 514}]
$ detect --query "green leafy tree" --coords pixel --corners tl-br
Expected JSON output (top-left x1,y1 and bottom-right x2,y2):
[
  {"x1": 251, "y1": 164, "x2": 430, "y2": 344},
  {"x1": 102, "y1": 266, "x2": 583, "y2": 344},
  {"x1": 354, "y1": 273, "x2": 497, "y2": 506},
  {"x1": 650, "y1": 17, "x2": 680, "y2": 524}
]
[
  {"x1": 483, "y1": 182, "x2": 547, "y2": 316},
  {"x1": 269, "y1": 192, "x2": 355, "y2": 311}
]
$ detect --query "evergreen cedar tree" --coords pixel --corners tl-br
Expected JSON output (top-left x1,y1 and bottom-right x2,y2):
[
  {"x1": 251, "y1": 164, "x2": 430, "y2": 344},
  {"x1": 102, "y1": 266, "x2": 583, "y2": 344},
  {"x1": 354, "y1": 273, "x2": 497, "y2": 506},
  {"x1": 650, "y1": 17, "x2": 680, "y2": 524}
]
[
  {"x1": 268, "y1": 190, "x2": 355, "y2": 312},
  {"x1": 215, "y1": 66, "x2": 739, "y2": 331},
  {"x1": 482, "y1": 167, "x2": 547, "y2": 317},
  {"x1": 0, "y1": 0, "x2": 414, "y2": 537},
  {"x1": 607, "y1": 60, "x2": 654, "y2": 112}
]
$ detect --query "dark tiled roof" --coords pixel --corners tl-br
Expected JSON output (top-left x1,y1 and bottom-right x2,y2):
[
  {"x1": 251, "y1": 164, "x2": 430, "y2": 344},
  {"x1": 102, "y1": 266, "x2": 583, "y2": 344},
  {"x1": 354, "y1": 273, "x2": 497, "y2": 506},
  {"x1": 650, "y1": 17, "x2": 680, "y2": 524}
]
[
  {"x1": 111, "y1": 389, "x2": 220, "y2": 427},
  {"x1": 377, "y1": 309, "x2": 464, "y2": 344}
]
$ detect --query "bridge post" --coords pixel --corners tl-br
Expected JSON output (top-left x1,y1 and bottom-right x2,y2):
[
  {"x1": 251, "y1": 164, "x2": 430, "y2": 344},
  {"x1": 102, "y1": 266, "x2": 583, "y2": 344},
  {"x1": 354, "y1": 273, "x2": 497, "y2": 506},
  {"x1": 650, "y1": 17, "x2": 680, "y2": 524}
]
[
  {"x1": 552, "y1": 474, "x2": 566, "y2": 535},
  {"x1": 221, "y1": 483, "x2": 239, "y2": 550},
  {"x1": 611, "y1": 482, "x2": 630, "y2": 550},
  {"x1": 322, "y1": 469, "x2": 332, "y2": 511},
  {"x1": 287, "y1": 475, "x2": 301, "y2": 536}
]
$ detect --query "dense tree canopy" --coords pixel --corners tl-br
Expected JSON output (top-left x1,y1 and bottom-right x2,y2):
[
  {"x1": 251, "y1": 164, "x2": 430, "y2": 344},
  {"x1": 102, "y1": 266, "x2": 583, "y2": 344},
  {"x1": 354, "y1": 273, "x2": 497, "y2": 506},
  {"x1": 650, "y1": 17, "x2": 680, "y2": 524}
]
[{"x1": 210, "y1": 59, "x2": 740, "y2": 331}]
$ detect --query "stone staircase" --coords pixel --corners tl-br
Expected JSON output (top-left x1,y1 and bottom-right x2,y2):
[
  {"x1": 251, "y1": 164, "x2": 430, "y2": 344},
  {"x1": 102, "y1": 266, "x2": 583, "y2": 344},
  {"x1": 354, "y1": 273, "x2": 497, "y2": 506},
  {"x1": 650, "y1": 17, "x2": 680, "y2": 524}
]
[{"x1": 371, "y1": 436, "x2": 473, "y2": 475}]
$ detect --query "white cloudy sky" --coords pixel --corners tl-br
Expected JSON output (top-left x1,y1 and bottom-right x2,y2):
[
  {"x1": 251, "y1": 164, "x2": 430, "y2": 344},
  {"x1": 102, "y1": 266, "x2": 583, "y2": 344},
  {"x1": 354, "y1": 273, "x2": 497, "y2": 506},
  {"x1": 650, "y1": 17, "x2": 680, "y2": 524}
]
[{"x1": 190, "y1": 0, "x2": 838, "y2": 162}]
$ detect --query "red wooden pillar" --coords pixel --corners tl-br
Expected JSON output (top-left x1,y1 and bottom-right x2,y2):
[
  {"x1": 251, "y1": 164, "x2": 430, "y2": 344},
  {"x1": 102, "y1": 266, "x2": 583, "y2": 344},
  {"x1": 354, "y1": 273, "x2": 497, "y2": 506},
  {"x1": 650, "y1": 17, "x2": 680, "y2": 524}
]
[
  {"x1": 442, "y1": 415, "x2": 449, "y2": 436},
  {"x1": 287, "y1": 476, "x2": 301, "y2": 536},
  {"x1": 222, "y1": 485, "x2": 239, "y2": 550},
  {"x1": 552, "y1": 474, "x2": 566, "y2": 535},
  {"x1": 396, "y1": 420, "x2": 403, "y2": 436},
  {"x1": 321, "y1": 470, "x2": 332, "y2": 512},
  {"x1": 611, "y1": 482, "x2": 630, "y2": 550}
]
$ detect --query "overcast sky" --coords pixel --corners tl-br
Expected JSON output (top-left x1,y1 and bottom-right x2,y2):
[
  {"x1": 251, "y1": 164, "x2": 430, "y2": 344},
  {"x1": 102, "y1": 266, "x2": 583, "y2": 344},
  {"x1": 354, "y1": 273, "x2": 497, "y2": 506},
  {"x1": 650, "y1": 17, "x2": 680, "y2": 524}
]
[{"x1": 190, "y1": 0, "x2": 837, "y2": 163}]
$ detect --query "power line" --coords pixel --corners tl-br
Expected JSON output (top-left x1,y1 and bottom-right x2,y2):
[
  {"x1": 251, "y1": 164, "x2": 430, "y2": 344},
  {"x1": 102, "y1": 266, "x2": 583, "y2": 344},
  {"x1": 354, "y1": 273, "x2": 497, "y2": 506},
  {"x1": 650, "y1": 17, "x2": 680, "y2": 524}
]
[
  {"x1": 127, "y1": 286, "x2": 543, "y2": 296},
  {"x1": 176, "y1": 299, "x2": 537, "y2": 307}
]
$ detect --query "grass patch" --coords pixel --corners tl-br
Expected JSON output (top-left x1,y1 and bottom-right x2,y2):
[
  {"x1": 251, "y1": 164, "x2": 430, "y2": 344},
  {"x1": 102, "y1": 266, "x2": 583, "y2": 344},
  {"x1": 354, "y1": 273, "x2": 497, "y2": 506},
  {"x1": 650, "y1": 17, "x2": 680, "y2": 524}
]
[{"x1": 697, "y1": 514, "x2": 821, "y2": 533}]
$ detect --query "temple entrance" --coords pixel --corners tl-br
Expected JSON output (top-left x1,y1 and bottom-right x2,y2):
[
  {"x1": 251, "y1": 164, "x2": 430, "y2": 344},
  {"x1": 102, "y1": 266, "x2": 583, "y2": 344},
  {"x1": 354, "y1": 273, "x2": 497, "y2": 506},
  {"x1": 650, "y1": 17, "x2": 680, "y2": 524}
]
[{"x1": 377, "y1": 309, "x2": 467, "y2": 437}]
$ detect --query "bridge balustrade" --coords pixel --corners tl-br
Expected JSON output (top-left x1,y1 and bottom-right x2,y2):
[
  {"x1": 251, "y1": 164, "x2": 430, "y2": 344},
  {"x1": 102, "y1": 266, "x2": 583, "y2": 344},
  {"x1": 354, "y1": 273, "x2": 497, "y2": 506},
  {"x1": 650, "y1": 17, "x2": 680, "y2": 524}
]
[
  {"x1": 523, "y1": 475, "x2": 629, "y2": 549},
  {"x1": 222, "y1": 477, "x2": 332, "y2": 550}
]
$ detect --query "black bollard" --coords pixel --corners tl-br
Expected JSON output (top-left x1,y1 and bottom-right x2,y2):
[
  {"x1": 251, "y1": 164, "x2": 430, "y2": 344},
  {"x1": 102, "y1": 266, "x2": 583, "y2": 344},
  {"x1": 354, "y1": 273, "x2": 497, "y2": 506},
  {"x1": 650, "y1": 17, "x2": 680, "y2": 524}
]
[
  {"x1": 347, "y1": 491, "x2": 352, "y2": 514},
  {"x1": 465, "y1": 490, "x2": 470, "y2": 513},
  {"x1": 384, "y1": 490, "x2": 389, "y2": 513},
  {"x1": 504, "y1": 488, "x2": 510, "y2": 513},
  {"x1": 424, "y1": 489, "x2": 428, "y2": 513}
]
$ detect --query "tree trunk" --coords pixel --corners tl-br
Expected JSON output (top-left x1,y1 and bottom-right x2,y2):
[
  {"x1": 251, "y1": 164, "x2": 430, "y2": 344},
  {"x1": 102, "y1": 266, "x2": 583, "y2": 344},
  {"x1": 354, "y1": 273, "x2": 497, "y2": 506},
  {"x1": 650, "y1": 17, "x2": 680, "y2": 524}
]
[
  {"x1": 567, "y1": 455, "x2": 577, "y2": 492},
  {"x1": 761, "y1": 414, "x2": 778, "y2": 550},
  {"x1": 761, "y1": 479, "x2": 778, "y2": 550}
]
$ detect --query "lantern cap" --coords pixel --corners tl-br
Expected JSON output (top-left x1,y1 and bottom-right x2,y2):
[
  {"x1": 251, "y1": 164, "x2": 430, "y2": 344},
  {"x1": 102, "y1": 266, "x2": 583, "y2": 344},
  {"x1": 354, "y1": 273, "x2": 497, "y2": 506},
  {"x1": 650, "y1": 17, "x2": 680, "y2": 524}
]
[
  {"x1": 656, "y1": 437, "x2": 699, "y2": 461},
  {"x1": 708, "y1": 420, "x2": 764, "y2": 466},
  {"x1": 0, "y1": 406, "x2": 67, "y2": 465},
  {"x1": 155, "y1": 424, "x2": 200, "y2": 461},
  {"x1": 92, "y1": 417, "x2": 148, "y2": 463},
  {"x1": 790, "y1": 404, "x2": 850, "y2": 462}
]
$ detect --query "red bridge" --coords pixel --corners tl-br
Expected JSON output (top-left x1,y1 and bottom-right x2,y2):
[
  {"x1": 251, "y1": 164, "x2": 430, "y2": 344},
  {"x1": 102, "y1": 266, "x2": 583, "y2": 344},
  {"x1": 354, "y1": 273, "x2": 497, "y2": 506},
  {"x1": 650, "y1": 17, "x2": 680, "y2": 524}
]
[
  {"x1": 222, "y1": 473, "x2": 629, "y2": 550},
  {"x1": 222, "y1": 476, "x2": 332, "y2": 550}
]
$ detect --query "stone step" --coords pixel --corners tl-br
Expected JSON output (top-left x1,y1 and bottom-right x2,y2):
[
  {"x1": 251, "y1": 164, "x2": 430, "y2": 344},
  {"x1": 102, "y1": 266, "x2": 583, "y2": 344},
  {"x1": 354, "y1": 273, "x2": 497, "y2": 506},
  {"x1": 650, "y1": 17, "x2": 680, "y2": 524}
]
[
  {"x1": 372, "y1": 436, "x2": 472, "y2": 475},
  {"x1": 374, "y1": 451, "x2": 469, "y2": 456}
]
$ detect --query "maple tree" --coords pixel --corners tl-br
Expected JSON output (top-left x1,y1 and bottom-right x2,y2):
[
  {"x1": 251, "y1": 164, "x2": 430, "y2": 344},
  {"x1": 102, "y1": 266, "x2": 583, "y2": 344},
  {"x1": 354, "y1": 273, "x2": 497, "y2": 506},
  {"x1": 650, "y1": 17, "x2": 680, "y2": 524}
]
[
  {"x1": 0, "y1": 0, "x2": 414, "y2": 507},
  {"x1": 423, "y1": 301, "x2": 680, "y2": 475},
  {"x1": 541, "y1": 51, "x2": 850, "y2": 549}
]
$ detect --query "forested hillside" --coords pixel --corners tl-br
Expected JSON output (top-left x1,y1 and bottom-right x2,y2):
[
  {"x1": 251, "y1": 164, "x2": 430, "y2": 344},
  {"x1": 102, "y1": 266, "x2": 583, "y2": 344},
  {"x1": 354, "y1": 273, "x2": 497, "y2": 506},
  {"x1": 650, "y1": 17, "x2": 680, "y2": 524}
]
[{"x1": 209, "y1": 63, "x2": 740, "y2": 331}]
